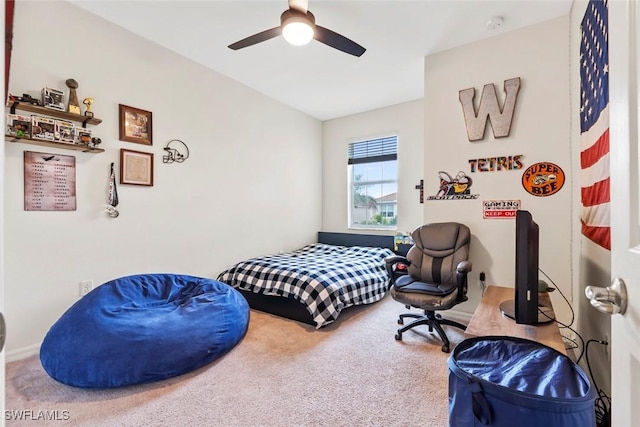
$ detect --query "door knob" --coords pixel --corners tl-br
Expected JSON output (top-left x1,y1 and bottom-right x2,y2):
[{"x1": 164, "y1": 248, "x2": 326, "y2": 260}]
[{"x1": 585, "y1": 278, "x2": 628, "y2": 315}]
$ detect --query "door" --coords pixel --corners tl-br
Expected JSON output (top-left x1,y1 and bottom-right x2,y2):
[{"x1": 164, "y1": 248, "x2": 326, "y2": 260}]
[{"x1": 609, "y1": 0, "x2": 640, "y2": 425}]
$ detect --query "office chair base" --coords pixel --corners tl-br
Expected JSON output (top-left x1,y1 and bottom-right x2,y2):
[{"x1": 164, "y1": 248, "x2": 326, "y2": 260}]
[
  {"x1": 394, "y1": 310, "x2": 466, "y2": 353},
  {"x1": 397, "y1": 312, "x2": 443, "y2": 326}
]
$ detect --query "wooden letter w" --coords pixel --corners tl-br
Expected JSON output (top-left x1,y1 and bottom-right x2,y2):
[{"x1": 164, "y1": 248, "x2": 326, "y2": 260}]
[{"x1": 459, "y1": 77, "x2": 521, "y2": 141}]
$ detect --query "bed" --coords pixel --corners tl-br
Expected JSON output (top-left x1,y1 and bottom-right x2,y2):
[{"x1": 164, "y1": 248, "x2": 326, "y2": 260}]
[{"x1": 216, "y1": 232, "x2": 395, "y2": 328}]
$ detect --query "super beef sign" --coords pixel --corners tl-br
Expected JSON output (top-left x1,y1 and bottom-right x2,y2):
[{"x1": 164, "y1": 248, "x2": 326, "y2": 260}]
[{"x1": 521, "y1": 162, "x2": 565, "y2": 197}]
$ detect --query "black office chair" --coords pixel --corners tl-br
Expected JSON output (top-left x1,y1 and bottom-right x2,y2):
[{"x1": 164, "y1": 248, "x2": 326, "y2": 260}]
[{"x1": 386, "y1": 222, "x2": 472, "y2": 352}]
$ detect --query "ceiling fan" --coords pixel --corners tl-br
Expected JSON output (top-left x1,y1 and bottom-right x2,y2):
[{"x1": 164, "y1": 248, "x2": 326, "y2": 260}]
[{"x1": 228, "y1": 0, "x2": 366, "y2": 57}]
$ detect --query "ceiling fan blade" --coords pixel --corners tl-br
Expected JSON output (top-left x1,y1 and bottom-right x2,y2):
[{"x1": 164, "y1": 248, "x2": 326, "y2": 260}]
[
  {"x1": 228, "y1": 27, "x2": 282, "y2": 50},
  {"x1": 288, "y1": 0, "x2": 308, "y2": 14},
  {"x1": 314, "y1": 25, "x2": 366, "y2": 57}
]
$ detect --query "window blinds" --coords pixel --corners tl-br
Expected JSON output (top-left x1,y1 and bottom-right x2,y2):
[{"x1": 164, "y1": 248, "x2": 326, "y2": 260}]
[{"x1": 348, "y1": 135, "x2": 397, "y2": 165}]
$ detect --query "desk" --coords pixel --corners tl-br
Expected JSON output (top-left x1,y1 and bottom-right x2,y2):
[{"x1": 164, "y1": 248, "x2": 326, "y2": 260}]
[{"x1": 465, "y1": 285, "x2": 566, "y2": 355}]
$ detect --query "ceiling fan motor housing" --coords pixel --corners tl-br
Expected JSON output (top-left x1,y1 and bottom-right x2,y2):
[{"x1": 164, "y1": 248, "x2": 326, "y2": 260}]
[
  {"x1": 281, "y1": 8, "x2": 316, "y2": 28},
  {"x1": 281, "y1": 9, "x2": 316, "y2": 45}
]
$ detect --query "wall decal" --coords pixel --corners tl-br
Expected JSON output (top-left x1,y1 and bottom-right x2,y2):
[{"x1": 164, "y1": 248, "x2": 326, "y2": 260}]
[
  {"x1": 521, "y1": 162, "x2": 565, "y2": 197},
  {"x1": 427, "y1": 171, "x2": 479, "y2": 201},
  {"x1": 163, "y1": 139, "x2": 190, "y2": 164},
  {"x1": 469, "y1": 155, "x2": 523, "y2": 172},
  {"x1": 483, "y1": 200, "x2": 521, "y2": 219},
  {"x1": 414, "y1": 179, "x2": 424, "y2": 203},
  {"x1": 459, "y1": 77, "x2": 521, "y2": 141}
]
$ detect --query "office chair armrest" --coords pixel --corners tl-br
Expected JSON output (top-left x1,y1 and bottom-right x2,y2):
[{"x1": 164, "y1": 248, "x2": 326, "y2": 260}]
[
  {"x1": 385, "y1": 255, "x2": 409, "y2": 285},
  {"x1": 455, "y1": 261, "x2": 472, "y2": 302},
  {"x1": 456, "y1": 260, "x2": 472, "y2": 274},
  {"x1": 386, "y1": 255, "x2": 408, "y2": 266}
]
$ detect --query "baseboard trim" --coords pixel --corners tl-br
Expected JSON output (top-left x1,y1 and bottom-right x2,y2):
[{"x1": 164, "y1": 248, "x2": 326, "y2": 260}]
[{"x1": 6, "y1": 343, "x2": 40, "y2": 362}]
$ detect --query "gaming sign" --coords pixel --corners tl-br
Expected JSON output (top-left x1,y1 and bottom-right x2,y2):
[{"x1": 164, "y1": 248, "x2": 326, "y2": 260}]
[{"x1": 483, "y1": 200, "x2": 521, "y2": 219}]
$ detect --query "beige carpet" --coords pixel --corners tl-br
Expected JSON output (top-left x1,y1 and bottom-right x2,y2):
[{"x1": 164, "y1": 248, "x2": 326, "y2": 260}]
[{"x1": 5, "y1": 295, "x2": 467, "y2": 426}]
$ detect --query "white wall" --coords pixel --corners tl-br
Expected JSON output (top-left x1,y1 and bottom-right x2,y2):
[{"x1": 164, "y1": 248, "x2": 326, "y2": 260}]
[
  {"x1": 322, "y1": 99, "x2": 424, "y2": 233},
  {"x1": 321, "y1": 18, "x2": 574, "y2": 321},
  {"x1": 423, "y1": 17, "x2": 573, "y2": 317},
  {"x1": 4, "y1": 1, "x2": 322, "y2": 358}
]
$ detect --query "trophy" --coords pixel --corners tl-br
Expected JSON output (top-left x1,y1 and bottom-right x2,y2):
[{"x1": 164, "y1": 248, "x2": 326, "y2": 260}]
[
  {"x1": 83, "y1": 97, "x2": 94, "y2": 118},
  {"x1": 65, "y1": 79, "x2": 81, "y2": 114}
]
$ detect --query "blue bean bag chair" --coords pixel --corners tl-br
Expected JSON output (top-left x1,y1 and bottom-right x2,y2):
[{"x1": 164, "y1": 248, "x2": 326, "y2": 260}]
[{"x1": 40, "y1": 274, "x2": 249, "y2": 388}]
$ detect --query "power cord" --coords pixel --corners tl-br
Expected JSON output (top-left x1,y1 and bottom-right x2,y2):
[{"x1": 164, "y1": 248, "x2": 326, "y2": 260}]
[
  {"x1": 585, "y1": 339, "x2": 611, "y2": 427},
  {"x1": 538, "y1": 268, "x2": 586, "y2": 360},
  {"x1": 561, "y1": 334, "x2": 580, "y2": 352},
  {"x1": 537, "y1": 304, "x2": 586, "y2": 359},
  {"x1": 539, "y1": 268, "x2": 575, "y2": 326}
]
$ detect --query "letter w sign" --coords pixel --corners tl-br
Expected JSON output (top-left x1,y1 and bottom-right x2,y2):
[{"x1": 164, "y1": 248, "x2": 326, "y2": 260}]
[{"x1": 459, "y1": 77, "x2": 521, "y2": 141}]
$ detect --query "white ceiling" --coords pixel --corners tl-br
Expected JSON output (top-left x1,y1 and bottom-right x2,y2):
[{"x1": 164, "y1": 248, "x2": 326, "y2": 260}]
[{"x1": 70, "y1": 0, "x2": 572, "y2": 121}]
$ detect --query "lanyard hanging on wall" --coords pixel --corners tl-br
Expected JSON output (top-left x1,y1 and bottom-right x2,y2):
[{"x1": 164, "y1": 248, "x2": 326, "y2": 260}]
[{"x1": 107, "y1": 162, "x2": 119, "y2": 218}]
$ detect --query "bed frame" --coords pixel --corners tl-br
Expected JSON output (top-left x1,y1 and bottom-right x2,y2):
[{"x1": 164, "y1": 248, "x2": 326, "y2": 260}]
[{"x1": 236, "y1": 232, "x2": 395, "y2": 327}]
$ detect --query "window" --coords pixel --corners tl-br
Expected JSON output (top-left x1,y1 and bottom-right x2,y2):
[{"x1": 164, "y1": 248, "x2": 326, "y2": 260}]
[{"x1": 348, "y1": 135, "x2": 398, "y2": 229}]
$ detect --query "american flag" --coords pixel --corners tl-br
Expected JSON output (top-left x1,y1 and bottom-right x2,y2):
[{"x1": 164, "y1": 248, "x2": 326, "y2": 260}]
[{"x1": 580, "y1": 0, "x2": 610, "y2": 250}]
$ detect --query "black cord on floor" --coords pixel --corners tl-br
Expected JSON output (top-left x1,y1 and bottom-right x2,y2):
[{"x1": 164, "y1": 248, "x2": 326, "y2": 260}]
[{"x1": 585, "y1": 339, "x2": 611, "y2": 427}]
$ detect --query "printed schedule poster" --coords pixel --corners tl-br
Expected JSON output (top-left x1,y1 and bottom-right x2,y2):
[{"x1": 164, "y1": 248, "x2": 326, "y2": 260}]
[{"x1": 24, "y1": 151, "x2": 77, "y2": 211}]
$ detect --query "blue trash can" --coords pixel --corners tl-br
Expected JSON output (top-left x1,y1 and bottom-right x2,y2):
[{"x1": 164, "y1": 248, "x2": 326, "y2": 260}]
[{"x1": 448, "y1": 336, "x2": 596, "y2": 426}]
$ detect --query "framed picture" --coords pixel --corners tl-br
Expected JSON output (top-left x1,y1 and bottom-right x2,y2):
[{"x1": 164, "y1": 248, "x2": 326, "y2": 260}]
[
  {"x1": 120, "y1": 149, "x2": 154, "y2": 186},
  {"x1": 119, "y1": 104, "x2": 153, "y2": 145}
]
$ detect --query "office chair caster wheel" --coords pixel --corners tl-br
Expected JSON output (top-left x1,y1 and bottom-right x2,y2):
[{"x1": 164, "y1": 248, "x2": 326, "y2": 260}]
[
  {"x1": 395, "y1": 332, "x2": 402, "y2": 341},
  {"x1": 441, "y1": 344, "x2": 450, "y2": 353},
  {"x1": 397, "y1": 318, "x2": 403, "y2": 325}
]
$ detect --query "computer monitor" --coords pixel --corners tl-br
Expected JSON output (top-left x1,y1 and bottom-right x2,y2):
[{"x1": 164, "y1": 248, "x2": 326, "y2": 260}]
[{"x1": 499, "y1": 210, "x2": 554, "y2": 324}]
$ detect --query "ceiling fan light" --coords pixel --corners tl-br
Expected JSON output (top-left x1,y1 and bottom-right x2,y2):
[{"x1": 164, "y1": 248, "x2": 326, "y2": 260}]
[
  {"x1": 282, "y1": 21, "x2": 314, "y2": 46},
  {"x1": 280, "y1": 9, "x2": 315, "y2": 46}
]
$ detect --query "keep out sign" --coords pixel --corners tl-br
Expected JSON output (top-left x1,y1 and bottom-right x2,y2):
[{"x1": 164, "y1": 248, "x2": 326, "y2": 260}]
[
  {"x1": 521, "y1": 162, "x2": 565, "y2": 197},
  {"x1": 483, "y1": 200, "x2": 521, "y2": 219}
]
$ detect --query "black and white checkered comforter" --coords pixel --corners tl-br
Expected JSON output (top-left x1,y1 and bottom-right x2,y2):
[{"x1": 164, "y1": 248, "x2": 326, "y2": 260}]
[{"x1": 217, "y1": 243, "x2": 395, "y2": 328}]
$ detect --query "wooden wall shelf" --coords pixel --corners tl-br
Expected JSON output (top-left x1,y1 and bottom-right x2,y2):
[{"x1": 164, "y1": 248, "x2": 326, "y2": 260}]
[
  {"x1": 6, "y1": 99, "x2": 104, "y2": 153},
  {"x1": 5, "y1": 136, "x2": 105, "y2": 153},
  {"x1": 6, "y1": 101, "x2": 102, "y2": 126}
]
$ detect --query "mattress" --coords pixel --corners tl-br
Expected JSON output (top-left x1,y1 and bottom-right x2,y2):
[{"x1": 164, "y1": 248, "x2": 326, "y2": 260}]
[{"x1": 217, "y1": 243, "x2": 395, "y2": 328}]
